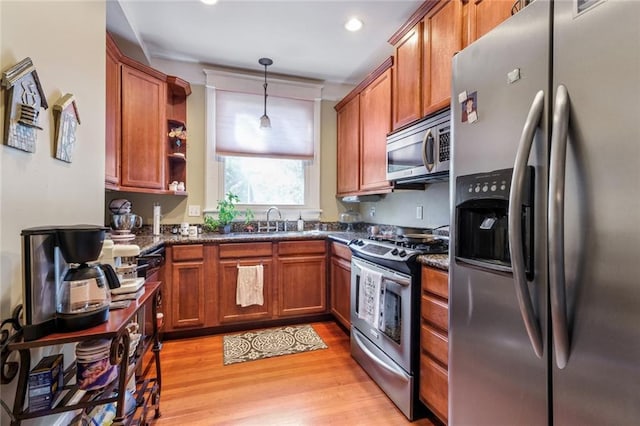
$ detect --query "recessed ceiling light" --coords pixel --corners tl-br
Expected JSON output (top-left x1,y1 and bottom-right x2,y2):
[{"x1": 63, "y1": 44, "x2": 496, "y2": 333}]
[
  {"x1": 345, "y1": 17, "x2": 363, "y2": 32},
  {"x1": 201, "y1": 0, "x2": 218, "y2": 5}
]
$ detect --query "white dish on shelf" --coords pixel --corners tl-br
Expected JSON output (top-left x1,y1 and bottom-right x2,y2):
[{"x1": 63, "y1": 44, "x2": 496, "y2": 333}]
[{"x1": 111, "y1": 277, "x2": 145, "y2": 295}]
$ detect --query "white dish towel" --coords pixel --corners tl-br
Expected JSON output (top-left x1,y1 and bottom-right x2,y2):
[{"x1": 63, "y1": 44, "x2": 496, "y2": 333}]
[
  {"x1": 358, "y1": 266, "x2": 383, "y2": 329},
  {"x1": 236, "y1": 264, "x2": 264, "y2": 307}
]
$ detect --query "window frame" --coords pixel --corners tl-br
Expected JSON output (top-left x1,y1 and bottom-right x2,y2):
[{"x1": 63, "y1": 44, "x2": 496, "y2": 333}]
[{"x1": 204, "y1": 69, "x2": 323, "y2": 221}]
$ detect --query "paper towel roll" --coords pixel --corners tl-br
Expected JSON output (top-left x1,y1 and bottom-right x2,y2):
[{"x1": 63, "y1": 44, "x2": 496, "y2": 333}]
[{"x1": 153, "y1": 203, "x2": 161, "y2": 235}]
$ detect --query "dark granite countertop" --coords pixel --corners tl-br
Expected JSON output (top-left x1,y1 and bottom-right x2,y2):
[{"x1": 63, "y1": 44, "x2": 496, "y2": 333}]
[
  {"x1": 128, "y1": 231, "x2": 368, "y2": 255},
  {"x1": 417, "y1": 254, "x2": 449, "y2": 272},
  {"x1": 127, "y1": 231, "x2": 449, "y2": 271}
]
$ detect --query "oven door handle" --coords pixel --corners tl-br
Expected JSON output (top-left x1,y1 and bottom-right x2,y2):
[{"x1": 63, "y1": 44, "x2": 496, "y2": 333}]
[{"x1": 352, "y1": 330, "x2": 407, "y2": 379}]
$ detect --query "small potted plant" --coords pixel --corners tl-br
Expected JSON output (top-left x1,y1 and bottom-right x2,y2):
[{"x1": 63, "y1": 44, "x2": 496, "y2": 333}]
[{"x1": 204, "y1": 191, "x2": 254, "y2": 234}]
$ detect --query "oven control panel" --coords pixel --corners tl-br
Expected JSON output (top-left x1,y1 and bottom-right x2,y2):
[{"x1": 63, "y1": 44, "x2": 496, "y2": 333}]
[{"x1": 349, "y1": 239, "x2": 416, "y2": 262}]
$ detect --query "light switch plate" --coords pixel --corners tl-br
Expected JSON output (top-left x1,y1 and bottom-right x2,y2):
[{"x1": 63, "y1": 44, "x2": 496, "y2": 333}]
[
  {"x1": 188, "y1": 205, "x2": 201, "y2": 217},
  {"x1": 416, "y1": 205, "x2": 423, "y2": 220}
]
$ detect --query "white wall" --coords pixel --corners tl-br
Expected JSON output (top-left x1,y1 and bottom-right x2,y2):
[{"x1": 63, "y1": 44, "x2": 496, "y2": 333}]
[
  {"x1": 1, "y1": 1, "x2": 106, "y2": 423},
  {"x1": 359, "y1": 182, "x2": 450, "y2": 230}
]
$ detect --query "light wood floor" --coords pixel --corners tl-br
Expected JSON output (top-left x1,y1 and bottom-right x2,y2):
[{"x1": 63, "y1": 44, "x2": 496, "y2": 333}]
[{"x1": 155, "y1": 321, "x2": 439, "y2": 425}]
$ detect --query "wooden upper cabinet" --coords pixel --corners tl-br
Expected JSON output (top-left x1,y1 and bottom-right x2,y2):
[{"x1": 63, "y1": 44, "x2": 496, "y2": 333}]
[
  {"x1": 335, "y1": 58, "x2": 393, "y2": 197},
  {"x1": 336, "y1": 95, "x2": 360, "y2": 195},
  {"x1": 392, "y1": 23, "x2": 423, "y2": 130},
  {"x1": 422, "y1": 0, "x2": 463, "y2": 117},
  {"x1": 360, "y1": 68, "x2": 392, "y2": 192},
  {"x1": 464, "y1": 0, "x2": 513, "y2": 47},
  {"x1": 105, "y1": 34, "x2": 121, "y2": 189},
  {"x1": 120, "y1": 64, "x2": 167, "y2": 190}
]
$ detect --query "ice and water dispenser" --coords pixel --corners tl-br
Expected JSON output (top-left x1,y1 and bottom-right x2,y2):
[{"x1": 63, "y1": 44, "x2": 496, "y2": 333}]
[{"x1": 455, "y1": 168, "x2": 534, "y2": 277}]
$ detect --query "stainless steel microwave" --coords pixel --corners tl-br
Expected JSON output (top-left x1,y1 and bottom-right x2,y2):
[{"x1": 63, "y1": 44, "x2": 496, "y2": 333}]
[{"x1": 386, "y1": 108, "x2": 450, "y2": 184}]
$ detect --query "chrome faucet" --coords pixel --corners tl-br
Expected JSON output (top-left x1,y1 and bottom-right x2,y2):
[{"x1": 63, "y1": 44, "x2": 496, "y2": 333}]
[{"x1": 265, "y1": 206, "x2": 282, "y2": 232}]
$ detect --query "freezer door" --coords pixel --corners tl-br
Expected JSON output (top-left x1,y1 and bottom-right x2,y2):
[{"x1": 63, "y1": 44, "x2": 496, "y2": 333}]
[
  {"x1": 449, "y1": 0, "x2": 551, "y2": 424},
  {"x1": 550, "y1": 1, "x2": 640, "y2": 424}
]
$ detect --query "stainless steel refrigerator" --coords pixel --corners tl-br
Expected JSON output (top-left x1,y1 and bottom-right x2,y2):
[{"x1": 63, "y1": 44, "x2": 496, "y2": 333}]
[{"x1": 449, "y1": 0, "x2": 640, "y2": 424}]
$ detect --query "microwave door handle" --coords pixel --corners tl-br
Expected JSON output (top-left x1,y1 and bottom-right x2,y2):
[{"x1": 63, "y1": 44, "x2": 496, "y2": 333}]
[
  {"x1": 509, "y1": 89, "x2": 544, "y2": 359},
  {"x1": 549, "y1": 84, "x2": 571, "y2": 369},
  {"x1": 422, "y1": 129, "x2": 434, "y2": 171}
]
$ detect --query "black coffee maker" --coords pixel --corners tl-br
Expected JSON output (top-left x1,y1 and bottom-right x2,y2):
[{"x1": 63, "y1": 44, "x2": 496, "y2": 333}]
[{"x1": 21, "y1": 225, "x2": 117, "y2": 341}]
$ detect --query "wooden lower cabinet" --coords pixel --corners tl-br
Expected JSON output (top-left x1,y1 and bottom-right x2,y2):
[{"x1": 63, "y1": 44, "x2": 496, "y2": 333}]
[
  {"x1": 219, "y1": 258, "x2": 274, "y2": 323},
  {"x1": 218, "y1": 242, "x2": 273, "y2": 324},
  {"x1": 420, "y1": 265, "x2": 449, "y2": 424},
  {"x1": 165, "y1": 244, "x2": 217, "y2": 332},
  {"x1": 330, "y1": 241, "x2": 351, "y2": 329},
  {"x1": 419, "y1": 353, "x2": 449, "y2": 422},
  {"x1": 277, "y1": 240, "x2": 327, "y2": 317},
  {"x1": 164, "y1": 240, "x2": 332, "y2": 332}
]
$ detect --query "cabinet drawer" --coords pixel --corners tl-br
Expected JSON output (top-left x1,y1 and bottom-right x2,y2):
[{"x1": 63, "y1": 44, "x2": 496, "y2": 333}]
[
  {"x1": 421, "y1": 323, "x2": 448, "y2": 367},
  {"x1": 421, "y1": 293, "x2": 448, "y2": 332},
  {"x1": 172, "y1": 244, "x2": 203, "y2": 261},
  {"x1": 278, "y1": 240, "x2": 326, "y2": 256},
  {"x1": 422, "y1": 266, "x2": 448, "y2": 300},
  {"x1": 330, "y1": 241, "x2": 351, "y2": 261},
  {"x1": 219, "y1": 242, "x2": 272, "y2": 258},
  {"x1": 419, "y1": 353, "x2": 448, "y2": 423}
]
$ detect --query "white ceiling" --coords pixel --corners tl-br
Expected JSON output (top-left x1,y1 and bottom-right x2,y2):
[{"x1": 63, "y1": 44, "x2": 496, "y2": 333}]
[{"x1": 107, "y1": 0, "x2": 423, "y2": 86}]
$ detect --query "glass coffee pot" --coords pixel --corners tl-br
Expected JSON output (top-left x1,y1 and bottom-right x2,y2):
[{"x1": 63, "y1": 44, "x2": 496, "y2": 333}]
[{"x1": 55, "y1": 226, "x2": 117, "y2": 331}]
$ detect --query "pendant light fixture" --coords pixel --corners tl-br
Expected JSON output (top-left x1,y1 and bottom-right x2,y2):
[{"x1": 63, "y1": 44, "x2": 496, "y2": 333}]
[{"x1": 259, "y1": 57, "x2": 273, "y2": 129}]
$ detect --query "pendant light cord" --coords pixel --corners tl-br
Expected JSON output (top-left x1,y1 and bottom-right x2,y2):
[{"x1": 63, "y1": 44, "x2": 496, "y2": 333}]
[{"x1": 263, "y1": 66, "x2": 268, "y2": 117}]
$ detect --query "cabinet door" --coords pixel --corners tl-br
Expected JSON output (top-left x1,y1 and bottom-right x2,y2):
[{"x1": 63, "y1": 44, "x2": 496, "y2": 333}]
[
  {"x1": 278, "y1": 255, "x2": 327, "y2": 316},
  {"x1": 422, "y1": 0, "x2": 463, "y2": 117},
  {"x1": 219, "y1": 259, "x2": 273, "y2": 323},
  {"x1": 393, "y1": 23, "x2": 423, "y2": 130},
  {"x1": 465, "y1": 0, "x2": 513, "y2": 46},
  {"x1": 336, "y1": 95, "x2": 360, "y2": 195},
  {"x1": 360, "y1": 68, "x2": 392, "y2": 192},
  {"x1": 171, "y1": 261, "x2": 205, "y2": 329},
  {"x1": 105, "y1": 38, "x2": 120, "y2": 188},
  {"x1": 120, "y1": 64, "x2": 166, "y2": 190},
  {"x1": 330, "y1": 256, "x2": 351, "y2": 329},
  {"x1": 420, "y1": 352, "x2": 449, "y2": 423}
]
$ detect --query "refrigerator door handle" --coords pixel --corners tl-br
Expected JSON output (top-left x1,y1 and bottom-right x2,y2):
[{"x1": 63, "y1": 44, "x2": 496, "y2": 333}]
[
  {"x1": 548, "y1": 84, "x2": 570, "y2": 369},
  {"x1": 509, "y1": 90, "x2": 544, "y2": 358}
]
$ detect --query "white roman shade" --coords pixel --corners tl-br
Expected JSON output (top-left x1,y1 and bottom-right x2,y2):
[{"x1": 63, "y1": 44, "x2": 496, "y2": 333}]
[{"x1": 215, "y1": 90, "x2": 315, "y2": 160}]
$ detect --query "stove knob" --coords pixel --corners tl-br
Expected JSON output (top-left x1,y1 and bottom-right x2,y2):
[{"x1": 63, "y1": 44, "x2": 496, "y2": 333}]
[
  {"x1": 391, "y1": 248, "x2": 399, "y2": 256},
  {"x1": 358, "y1": 240, "x2": 365, "y2": 246},
  {"x1": 398, "y1": 250, "x2": 407, "y2": 257}
]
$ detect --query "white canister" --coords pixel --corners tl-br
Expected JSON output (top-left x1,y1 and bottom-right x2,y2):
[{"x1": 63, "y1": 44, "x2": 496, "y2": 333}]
[
  {"x1": 180, "y1": 222, "x2": 189, "y2": 236},
  {"x1": 188, "y1": 225, "x2": 198, "y2": 237}
]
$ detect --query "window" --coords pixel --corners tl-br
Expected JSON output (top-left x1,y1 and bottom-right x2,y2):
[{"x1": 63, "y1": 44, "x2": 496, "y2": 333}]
[
  {"x1": 204, "y1": 69, "x2": 323, "y2": 219},
  {"x1": 224, "y1": 156, "x2": 305, "y2": 205}
]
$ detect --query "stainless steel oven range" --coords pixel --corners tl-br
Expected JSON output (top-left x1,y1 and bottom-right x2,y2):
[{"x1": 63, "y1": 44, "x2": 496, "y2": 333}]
[{"x1": 348, "y1": 236, "x2": 447, "y2": 420}]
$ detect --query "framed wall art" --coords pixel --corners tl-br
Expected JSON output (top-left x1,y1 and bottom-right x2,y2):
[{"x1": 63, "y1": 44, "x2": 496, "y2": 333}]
[
  {"x1": 1, "y1": 57, "x2": 48, "y2": 153},
  {"x1": 52, "y1": 93, "x2": 81, "y2": 162}
]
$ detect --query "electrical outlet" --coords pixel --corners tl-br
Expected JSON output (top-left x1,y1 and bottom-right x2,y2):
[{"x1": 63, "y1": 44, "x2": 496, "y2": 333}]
[
  {"x1": 369, "y1": 207, "x2": 376, "y2": 217},
  {"x1": 416, "y1": 205, "x2": 423, "y2": 220},
  {"x1": 188, "y1": 205, "x2": 201, "y2": 217}
]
